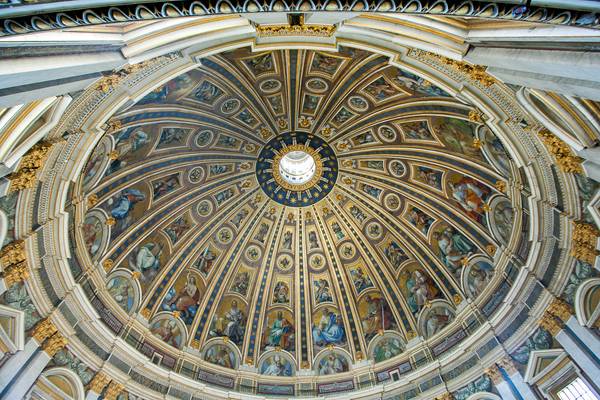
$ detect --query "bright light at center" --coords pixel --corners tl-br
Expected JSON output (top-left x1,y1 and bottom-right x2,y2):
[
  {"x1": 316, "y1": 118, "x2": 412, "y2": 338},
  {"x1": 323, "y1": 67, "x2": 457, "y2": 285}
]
[{"x1": 279, "y1": 150, "x2": 316, "y2": 185}]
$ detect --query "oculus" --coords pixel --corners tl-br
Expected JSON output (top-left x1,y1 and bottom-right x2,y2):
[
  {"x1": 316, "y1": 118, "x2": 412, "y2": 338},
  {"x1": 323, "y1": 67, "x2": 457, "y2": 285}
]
[{"x1": 256, "y1": 132, "x2": 338, "y2": 207}]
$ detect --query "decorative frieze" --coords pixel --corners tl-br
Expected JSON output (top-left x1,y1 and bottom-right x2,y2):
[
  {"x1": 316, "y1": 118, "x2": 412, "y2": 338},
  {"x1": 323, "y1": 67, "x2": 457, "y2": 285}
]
[{"x1": 256, "y1": 23, "x2": 335, "y2": 37}]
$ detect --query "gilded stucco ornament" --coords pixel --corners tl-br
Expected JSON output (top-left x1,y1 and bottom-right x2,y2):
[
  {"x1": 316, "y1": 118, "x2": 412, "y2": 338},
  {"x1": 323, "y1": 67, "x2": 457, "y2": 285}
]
[
  {"x1": 485, "y1": 365, "x2": 503, "y2": 384},
  {"x1": 3, "y1": 261, "x2": 29, "y2": 287},
  {"x1": 43, "y1": 332, "x2": 67, "y2": 356},
  {"x1": 547, "y1": 298, "x2": 573, "y2": 322},
  {"x1": 88, "y1": 372, "x2": 111, "y2": 394},
  {"x1": 571, "y1": 221, "x2": 599, "y2": 264},
  {"x1": 539, "y1": 312, "x2": 562, "y2": 336},
  {"x1": 104, "y1": 381, "x2": 125, "y2": 400},
  {"x1": 497, "y1": 357, "x2": 518, "y2": 375},
  {"x1": 412, "y1": 49, "x2": 496, "y2": 87},
  {"x1": 256, "y1": 23, "x2": 335, "y2": 37},
  {"x1": 0, "y1": 240, "x2": 26, "y2": 267},
  {"x1": 32, "y1": 318, "x2": 58, "y2": 343},
  {"x1": 8, "y1": 141, "x2": 54, "y2": 192},
  {"x1": 537, "y1": 129, "x2": 583, "y2": 173}
]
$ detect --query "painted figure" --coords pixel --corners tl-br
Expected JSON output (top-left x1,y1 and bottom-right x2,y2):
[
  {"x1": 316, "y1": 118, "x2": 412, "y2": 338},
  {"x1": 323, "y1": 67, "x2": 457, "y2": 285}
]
[
  {"x1": 264, "y1": 311, "x2": 294, "y2": 350},
  {"x1": 261, "y1": 355, "x2": 292, "y2": 376},
  {"x1": 373, "y1": 337, "x2": 403, "y2": 362},
  {"x1": 194, "y1": 80, "x2": 223, "y2": 104},
  {"x1": 449, "y1": 176, "x2": 490, "y2": 222},
  {"x1": 164, "y1": 273, "x2": 200, "y2": 322},
  {"x1": 128, "y1": 242, "x2": 163, "y2": 284},
  {"x1": 312, "y1": 308, "x2": 346, "y2": 346},
  {"x1": 433, "y1": 227, "x2": 475, "y2": 275},
  {"x1": 109, "y1": 188, "x2": 146, "y2": 232},
  {"x1": 424, "y1": 305, "x2": 454, "y2": 338},
  {"x1": 210, "y1": 300, "x2": 245, "y2": 345},
  {"x1": 383, "y1": 241, "x2": 408, "y2": 269},
  {"x1": 152, "y1": 174, "x2": 180, "y2": 200},
  {"x1": 362, "y1": 295, "x2": 394, "y2": 339},
  {"x1": 407, "y1": 207, "x2": 434, "y2": 235},
  {"x1": 231, "y1": 271, "x2": 250, "y2": 296},
  {"x1": 205, "y1": 345, "x2": 236, "y2": 369},
  {"x1": 273, "y1": 281, "x2": 290, "y2": 304},
  {"x1": 349, "y1": 266, "x2": 373, "y2": 293},
  {"x1": 416, "y1": 166, "x2": 443, "y2": 190},
  {"x1": 309, "y1": 231, "x2": 320, "y2": 249},
  {"x1": 158, "y1": 127, "x2": 187, "y2": 147},
  {"x1": 150, "y1": 318, "x2": 182, "y2": 348},
  {"x1": 402, "y1": 121, "x2": 433, "y2": 140},
  {"x1": 318, "y1": 354, "x2": 348, "y2": 375},
  {"x1": 282, "y1": 231, "x2": 293, "y2": 250},
  {"x1": 365, "y1": 77, "x2": 398, "y2": 100},
  {"x1": 400, "y1": 269, "x2": 439, "y2": 314},
  {"x1": 314, "y1": 279, "x2": 333, "y2": 303},
  {"x1": 195, "y1": 246, "x2": 216, "y2": 275},
  {"x1": 107, "y1": 276, "x2": 135, "y2": 313}
]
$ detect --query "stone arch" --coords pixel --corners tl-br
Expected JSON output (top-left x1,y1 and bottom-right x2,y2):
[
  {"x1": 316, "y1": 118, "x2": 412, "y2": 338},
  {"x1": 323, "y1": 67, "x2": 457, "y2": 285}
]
[{"x1": 575, "y1": 278, "x2": 600, "y2": 327}]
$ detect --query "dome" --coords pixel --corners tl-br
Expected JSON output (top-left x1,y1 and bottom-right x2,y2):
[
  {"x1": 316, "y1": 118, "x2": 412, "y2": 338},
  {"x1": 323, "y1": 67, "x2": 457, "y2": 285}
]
[{"x1": 77, "y1": 47, "x2": 511, "y2": 381}]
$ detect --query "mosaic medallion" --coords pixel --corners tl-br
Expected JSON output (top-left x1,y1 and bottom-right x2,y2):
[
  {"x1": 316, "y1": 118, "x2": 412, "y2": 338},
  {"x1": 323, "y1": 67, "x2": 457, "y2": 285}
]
[{"x1": 256, "y1": 132, "x2": 338, "y2": 207}]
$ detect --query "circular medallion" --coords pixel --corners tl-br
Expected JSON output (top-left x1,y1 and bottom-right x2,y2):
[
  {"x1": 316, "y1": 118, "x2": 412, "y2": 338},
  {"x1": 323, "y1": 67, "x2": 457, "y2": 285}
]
[
  {"x1": 217, "y1": 227, "x2": 234, "y2": 244},
  {"x1": 309, "y1": 254, "x2": 325, "y2": 270},
  {"x1": 221, "y1": 98, "x2": 240, "y2": 114},
  {"x1": 256, "y1": 132, "x2": 338, "y2": 207},
  {"x1": 246, "y1": 245, "x2": 262, "y2": 262},
  {"x1": 378, "y1": 125, "x2": 397, "y2": 143},
  {"x1": 276, "y1": 254, "x2": 293, "y2": 271},
  {"x1": 306, "y1": 78, "x2": 328, "y2": 93},
  {"x1": 339, "y1": 242, "x2": 356, "y2": 260},
  {"x1": 348, "y1": 96, "x2": 369, "y2": 112},
  {"x1": 197, "y1": 200, "x2": 213, "y2": 217},
  {"x1": 259, "y1": 79, "x2": 281, "y2": 93},
  {"x1": 389, "y1": 160, "x2": 407, "y2": 177},
  {"x1": 195, "y1": 130, "x2": 214, "y2": 147},
  {"x1": 188, "y1": 167, "x2": 205, "y2": 183},
  {"x1": 366, "y1": 221, "x2": 383, "y2": 240},
  {"x1": 384, "y1": 193, "x2": 401, "y2": 211}
]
